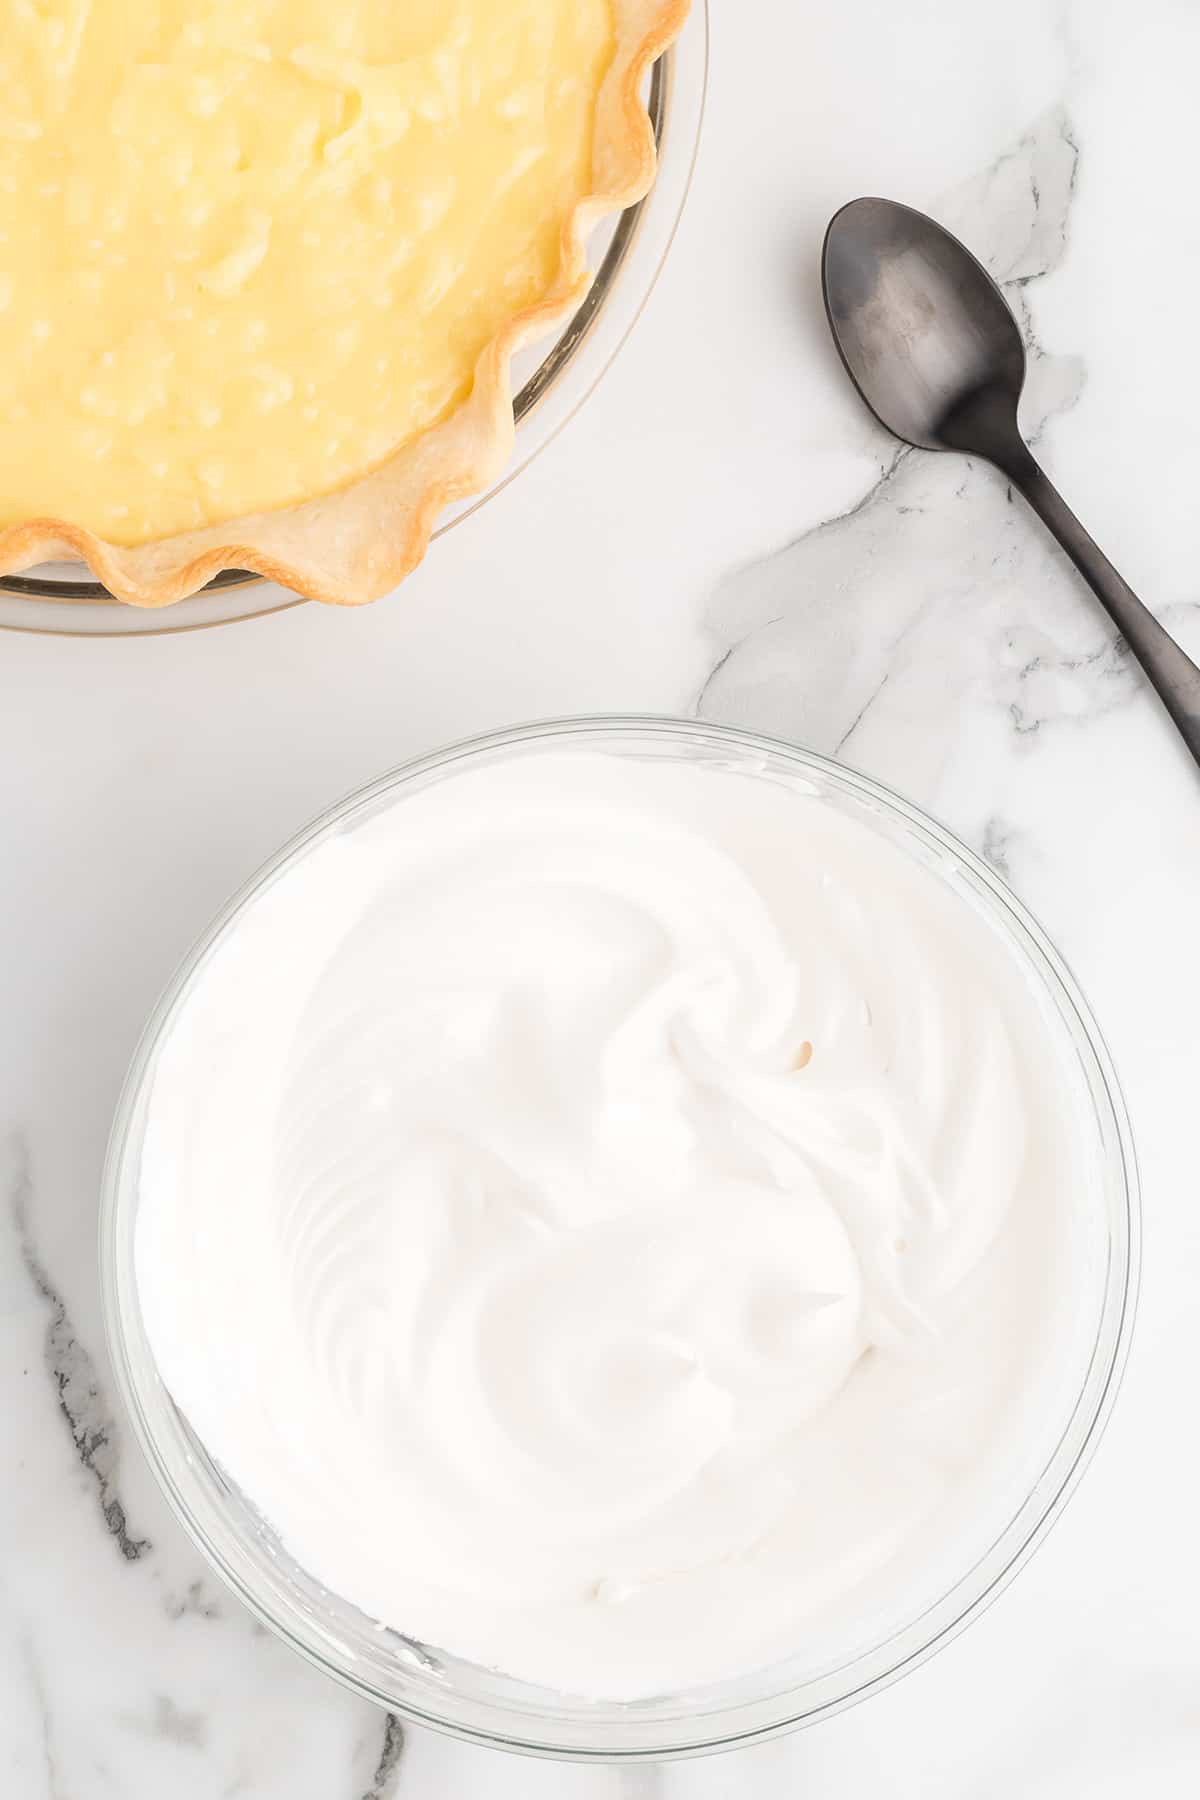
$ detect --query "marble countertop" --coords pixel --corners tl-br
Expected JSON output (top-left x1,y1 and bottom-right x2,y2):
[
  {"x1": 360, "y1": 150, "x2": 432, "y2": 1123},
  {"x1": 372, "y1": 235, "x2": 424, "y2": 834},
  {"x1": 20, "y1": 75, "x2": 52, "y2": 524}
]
[{"x1": 3, "y1": 2, "x2": 1199, "y2": 1794}]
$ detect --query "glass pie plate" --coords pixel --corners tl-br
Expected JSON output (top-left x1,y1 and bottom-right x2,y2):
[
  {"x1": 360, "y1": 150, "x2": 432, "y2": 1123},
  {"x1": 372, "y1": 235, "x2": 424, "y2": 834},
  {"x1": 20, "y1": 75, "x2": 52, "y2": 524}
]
[
  {"x1": 0, "y1": 8, "x2": 707, "y2": 637},
  {"x1": 100, "y1": 716, "x2": 1139, "y2": 1763}
]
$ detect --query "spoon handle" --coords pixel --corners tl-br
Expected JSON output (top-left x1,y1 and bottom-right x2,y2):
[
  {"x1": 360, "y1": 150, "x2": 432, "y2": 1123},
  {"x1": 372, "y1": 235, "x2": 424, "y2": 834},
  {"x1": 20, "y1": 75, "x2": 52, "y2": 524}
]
[{"x1": 1006, "y1": 451, "x2": 1200, "y2": 768}]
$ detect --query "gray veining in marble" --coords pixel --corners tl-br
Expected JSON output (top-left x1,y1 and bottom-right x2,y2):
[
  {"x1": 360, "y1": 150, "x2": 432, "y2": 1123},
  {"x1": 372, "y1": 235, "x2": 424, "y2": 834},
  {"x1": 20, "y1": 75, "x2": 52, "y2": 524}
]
[
  {"x1": 21, "y1": 1632, "x2": 65, "y2": 1800},
  {"x1": 698, "y1": 108, "x2": 1122, "y2": 788},
  {"x1": 360, "y1": 1716, "x2": 407, "y2": 1800},
  {"x1": 161, "y1": 1580, "x2": 223, "y2": 1623},
  {"x1": 6, "y1": 1134, "x2": 150, "y2": 1564}
]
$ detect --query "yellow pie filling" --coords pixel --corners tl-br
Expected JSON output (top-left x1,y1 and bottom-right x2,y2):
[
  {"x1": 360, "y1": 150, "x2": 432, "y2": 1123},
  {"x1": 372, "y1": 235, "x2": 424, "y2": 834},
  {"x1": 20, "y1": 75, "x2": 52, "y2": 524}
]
[{"x1": 0, "y1": 0, "x2": 614, "y2": 545}]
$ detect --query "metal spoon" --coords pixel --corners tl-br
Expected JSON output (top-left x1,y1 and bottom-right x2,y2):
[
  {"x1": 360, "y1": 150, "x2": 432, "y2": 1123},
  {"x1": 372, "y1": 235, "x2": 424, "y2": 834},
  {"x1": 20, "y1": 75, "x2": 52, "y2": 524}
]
[{"x1": 821, "y1": 196, "x2": 1200, "y2": 768}]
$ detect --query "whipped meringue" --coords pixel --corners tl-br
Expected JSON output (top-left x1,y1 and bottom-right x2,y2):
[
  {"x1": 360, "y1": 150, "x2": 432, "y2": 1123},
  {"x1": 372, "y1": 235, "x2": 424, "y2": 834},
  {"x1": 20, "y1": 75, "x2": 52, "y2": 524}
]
[{"x1": 135, "y1": 745, "x2": 1087, "y2": 1696}]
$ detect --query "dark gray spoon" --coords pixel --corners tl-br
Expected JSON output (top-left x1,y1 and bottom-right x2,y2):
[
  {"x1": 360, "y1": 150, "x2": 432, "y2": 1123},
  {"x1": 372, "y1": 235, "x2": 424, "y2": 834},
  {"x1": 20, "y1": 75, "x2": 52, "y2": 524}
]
[{"x1": 822, "y1": 196, "x2": 1200, "y2": 768}]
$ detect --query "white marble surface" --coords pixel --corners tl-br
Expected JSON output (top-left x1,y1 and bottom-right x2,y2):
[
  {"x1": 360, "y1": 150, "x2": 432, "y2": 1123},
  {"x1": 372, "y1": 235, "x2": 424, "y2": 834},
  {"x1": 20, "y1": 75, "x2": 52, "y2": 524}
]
[{"x1": 3, "y1": 1, "x2": 1200, "y2": 1793}]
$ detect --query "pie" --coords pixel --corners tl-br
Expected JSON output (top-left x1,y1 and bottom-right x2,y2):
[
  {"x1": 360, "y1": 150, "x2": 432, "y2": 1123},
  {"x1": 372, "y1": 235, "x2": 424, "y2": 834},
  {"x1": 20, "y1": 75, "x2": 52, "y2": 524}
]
[{"x1": 0, "y1": 0, "x2": 687, "y2": 607}]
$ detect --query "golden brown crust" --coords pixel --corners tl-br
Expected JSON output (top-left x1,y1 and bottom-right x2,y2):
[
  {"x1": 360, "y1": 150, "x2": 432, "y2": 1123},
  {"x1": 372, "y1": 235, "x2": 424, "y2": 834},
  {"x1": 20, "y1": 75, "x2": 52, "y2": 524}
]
[{"x1": 0, "y1": 0, "x2": 689, "y2": 611}]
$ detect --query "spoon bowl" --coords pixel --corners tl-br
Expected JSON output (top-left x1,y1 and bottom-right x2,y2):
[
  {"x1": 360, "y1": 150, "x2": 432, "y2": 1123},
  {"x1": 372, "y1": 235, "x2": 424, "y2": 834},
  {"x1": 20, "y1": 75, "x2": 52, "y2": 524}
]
[{"x1": 822, "y1": 197, "x2": 1027, "y2": 455}]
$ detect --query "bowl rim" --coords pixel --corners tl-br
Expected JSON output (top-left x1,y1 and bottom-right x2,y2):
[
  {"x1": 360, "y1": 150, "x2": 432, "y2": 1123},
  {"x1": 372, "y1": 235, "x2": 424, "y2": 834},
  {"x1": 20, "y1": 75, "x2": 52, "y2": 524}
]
[{"x1": 100, "y1": 714, "x2": 1141, "y2": 1760}]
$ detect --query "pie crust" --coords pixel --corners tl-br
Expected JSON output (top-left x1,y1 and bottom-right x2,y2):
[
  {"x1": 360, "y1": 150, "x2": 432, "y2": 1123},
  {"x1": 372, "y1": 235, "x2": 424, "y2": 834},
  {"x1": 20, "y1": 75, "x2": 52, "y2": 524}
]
[{"x1": 0, "y1": 0, "x2": 688, "y2": 609}]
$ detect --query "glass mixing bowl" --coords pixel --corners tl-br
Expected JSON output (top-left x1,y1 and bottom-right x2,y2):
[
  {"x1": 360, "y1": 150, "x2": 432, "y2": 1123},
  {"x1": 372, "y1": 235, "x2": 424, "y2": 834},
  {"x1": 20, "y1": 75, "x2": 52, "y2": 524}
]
[{"x1": 100, "y1": 718, "x2": 1138, "y2": 1760}]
